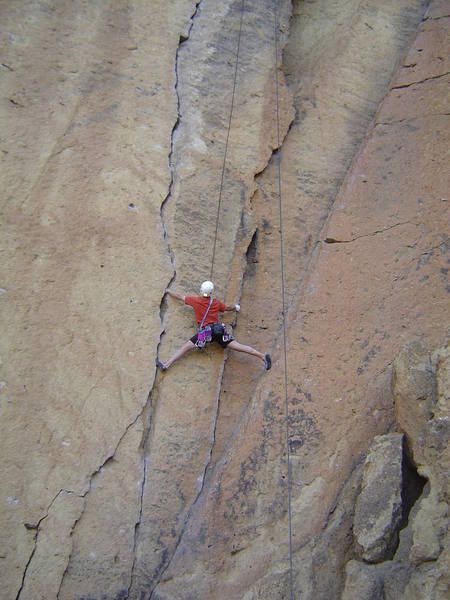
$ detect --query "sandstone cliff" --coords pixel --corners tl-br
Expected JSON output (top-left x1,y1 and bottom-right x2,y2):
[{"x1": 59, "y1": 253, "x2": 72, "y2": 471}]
[{"x1": 0, "y1": 1, "x2": 448, "y2": 599}]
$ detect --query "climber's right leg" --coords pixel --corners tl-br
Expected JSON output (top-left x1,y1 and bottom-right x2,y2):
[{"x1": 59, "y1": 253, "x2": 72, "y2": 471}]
[{"x1": 157, "y1": 340, "x2": 196, "y2": 370}]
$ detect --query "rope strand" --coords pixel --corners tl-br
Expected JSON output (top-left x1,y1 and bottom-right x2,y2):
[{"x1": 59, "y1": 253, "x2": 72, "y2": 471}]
[
  {"x1": 208, "y1": 3, "x2": 294, "y2": 592},
  {"x1": 210, "y1": 0, "x2": 246, "y2": 281},
  {"x1": 273, "y1": 1, "x2": 294, "y2": 597}
]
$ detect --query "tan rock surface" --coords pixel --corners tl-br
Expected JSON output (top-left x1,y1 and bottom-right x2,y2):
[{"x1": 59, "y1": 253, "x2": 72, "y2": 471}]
[
  {"x1": 210, "y1": 0, "x2": 431, "y2": 489},
  {"x1": 18, "y1": 491, "x2": 85, "y2": 600},
  {"x1": 58, "y1": 423, "x2": 144, "y2": 599},
  {"x1": 0, "y1": 0, "x2": 448, "y2": 598},
  {"x1": 151, "y1": 1, "x2": 449, "y2": 599},
  {"x1": 1, "y1": 0, "x2": 194, "y2": 597},
  {"x1": 129, "y1": 1, "x2": 294, "y2": 596}
]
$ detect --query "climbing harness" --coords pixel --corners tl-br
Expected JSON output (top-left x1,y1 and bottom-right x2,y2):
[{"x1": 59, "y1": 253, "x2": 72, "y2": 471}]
[
  {"x1": 195, "y1": 296, "x2": 214, "y2": 348},
  {"x1": 196, "y1": 310, "x2": 234, "y2": 348},
  {"x1": 273, "y1": 1, "x2": 294, "y2": 598}
]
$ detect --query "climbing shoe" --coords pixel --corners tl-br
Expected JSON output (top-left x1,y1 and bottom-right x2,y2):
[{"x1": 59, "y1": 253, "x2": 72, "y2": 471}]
[
  {"x1": 156, "y1": 359, "x2": 167, "y2": 372},
  {"x1": 264, "y1": 354, "x2": 272, "y2": 370}
]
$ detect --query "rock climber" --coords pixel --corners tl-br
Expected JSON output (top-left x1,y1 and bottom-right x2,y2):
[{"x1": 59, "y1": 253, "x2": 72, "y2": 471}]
[{"x1": 156, "y1": 280, "x2": 271, "y2": 371}]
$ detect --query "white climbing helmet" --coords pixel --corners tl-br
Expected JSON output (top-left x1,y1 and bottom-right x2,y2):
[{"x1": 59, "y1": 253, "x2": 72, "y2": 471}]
[{"x1": 200, "y1": 280, "x2": 214, "y2": 297}]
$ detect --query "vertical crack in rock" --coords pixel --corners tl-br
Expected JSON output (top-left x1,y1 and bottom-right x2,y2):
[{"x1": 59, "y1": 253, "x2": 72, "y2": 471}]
[
  {"x1": 238, "y1": 227, "x2": 259, "y2": 312},
  {"x1": 55, "y1": 500, "x2": 87, "y2": 600},
  {"x1": 150, "y1": 17, "x2": 297, "y2": 565},
  {"x1": 125, "y1": 3, "x2": 204, "y2": 597},
  {"x1": 17, "y1": 489, "x2": 85, "y2": 600},
  {"x1": 398, "y1": 440, "x2": 428, "y2": 538},
  {"x1": 134, "y1": 2, "x2": 314, "y2": 594},
  {"x1": 149, "y1": 362, "x2": 226, "y2": 598},
  {"x1": 157, "y1": 2, "x2": 204, "y2": 343},
  {"x1": 154, "y1": 29, "x2": 298, "y2": 511},
  {"x1": 126, "y1": 396, "x2": 154, "y2": 599},
  {"x1": 15, "y1": 490, "x2": 63, "y2": 600},
  {"x1": 159, "y1": 0, "x2": 202, "y2": 272},
  {"x1": 56, "y1": 414, "x2": 152, "y2": 595},
  {"x1": 196, "y1": 361, "x2": 227, "y2": 500}
]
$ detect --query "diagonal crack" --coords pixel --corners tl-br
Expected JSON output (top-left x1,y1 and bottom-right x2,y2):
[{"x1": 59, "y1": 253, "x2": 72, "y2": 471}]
[
  {"x1": 324, "y1": 221, "x2": 417, "y2": 244},
  {"x1": 56, "y1": 381, "x2": 163, "y2": 596},
  {"x1": 407, "y1": 240, "x2": 449, "y2": 266},
  {"x1": 16, "y1": 489, "x2": 85, "y2": 600},
  {"x1": 424, "y1": 14, "x2": 450, "y2": 21},
  {"x1": 15, "y1": 491, "x2": 63, "y2": 600},
  {"x1": 375, "y1": 112, "x2": 450, "y2": 126},
  {"x1": 391, "y1": 71, "x2": 450, "y2": 90}
]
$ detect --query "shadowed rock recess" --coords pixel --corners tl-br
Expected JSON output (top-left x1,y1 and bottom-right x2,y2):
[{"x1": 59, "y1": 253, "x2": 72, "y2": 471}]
[{"x1": 0, "y1": 1, "x2": 448, "y2": 599}]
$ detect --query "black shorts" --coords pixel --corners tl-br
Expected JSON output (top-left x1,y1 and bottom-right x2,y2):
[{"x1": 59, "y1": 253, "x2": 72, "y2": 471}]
[{"x1": 190, "y1": 323, "x2": 234, "y2": 348}]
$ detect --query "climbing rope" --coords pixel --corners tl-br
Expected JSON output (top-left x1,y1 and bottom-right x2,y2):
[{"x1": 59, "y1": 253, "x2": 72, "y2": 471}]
[
  {"x1": 210, "y1": 0, "x2": 246, "y2": 281},
  {"x1": 209, "y1": 1, "x2": 294, "y2": 594},
  {"x1": 273, "y1": 0, "x2": 295, "y2": 598}
]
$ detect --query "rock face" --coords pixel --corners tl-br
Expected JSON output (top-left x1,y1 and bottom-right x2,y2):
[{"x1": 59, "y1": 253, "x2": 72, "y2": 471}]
[
  {"x1": 354, "y1": 433, "x2": 404, "y2": 563},
  {"x1": 0, "y1": 0, "x2": 449, "y2": 599},
  {"x1": 342, "y1": 340, "x2": 450, "y2": 600},
  {"x1": 394, "y1": 342, "x2": 449, "y2": 588},
  {"x1": 0, "y1": 1, "x2": 195, "y2": 597},
  {"x1": 343, "y1": 560, "x2": 384, "y2": 600}
]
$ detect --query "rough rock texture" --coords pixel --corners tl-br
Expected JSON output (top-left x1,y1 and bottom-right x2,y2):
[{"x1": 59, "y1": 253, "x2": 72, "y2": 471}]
[
  {"x1": 1, "y1": 1, "x2": 195, "y2": 597},
  {"x1": 0, "y1": 0, "x2": 449, "y2": 599},
  {"x1": 354, "y1": 433, "x2": 404, "y2": 563},
  {"x1": 391, "y1": 341, "x2": 449, "y2": 597},
  {"x1": 342, "y1": 340, "x2": 450, "y2": 600},
  {"x1": 342, "y1": 560, "x2": 384, "y2": 600},
  {"x1": 17, "y1": 491, "x2": 85, "y2": 600}
]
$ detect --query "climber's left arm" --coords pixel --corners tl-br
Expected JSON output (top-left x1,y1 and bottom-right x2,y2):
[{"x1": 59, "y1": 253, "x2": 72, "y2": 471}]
[{"x1": 224, "y1": 304, "x2": 240, "y2": 312}]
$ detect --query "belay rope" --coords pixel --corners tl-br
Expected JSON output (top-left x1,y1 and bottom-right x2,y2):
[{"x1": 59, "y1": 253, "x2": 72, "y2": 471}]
[
  {"x1": 209, "y1": 0, "x2": 294, "y2": 597},
  {"x1": 273, "y1": 1, "x2": 295, "y2": 598}
]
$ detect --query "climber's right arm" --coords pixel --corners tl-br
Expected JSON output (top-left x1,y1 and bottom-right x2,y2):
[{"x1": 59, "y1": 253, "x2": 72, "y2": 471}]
[{"x1": 166, "y1": 289, "x2": 185, "y2": 303}]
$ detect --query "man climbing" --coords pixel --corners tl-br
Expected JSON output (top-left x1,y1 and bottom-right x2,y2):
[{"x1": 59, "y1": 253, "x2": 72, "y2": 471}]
[{"x1": 156, "y1": 281, "x2": 271, "y2": 371}]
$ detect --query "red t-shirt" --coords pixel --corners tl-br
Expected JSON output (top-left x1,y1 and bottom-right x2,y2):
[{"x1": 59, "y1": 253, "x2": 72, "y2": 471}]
[{"x1": 185, "y1": 296, "x2": 227, "y2": 326}]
